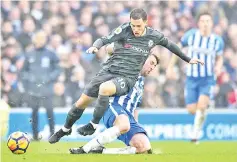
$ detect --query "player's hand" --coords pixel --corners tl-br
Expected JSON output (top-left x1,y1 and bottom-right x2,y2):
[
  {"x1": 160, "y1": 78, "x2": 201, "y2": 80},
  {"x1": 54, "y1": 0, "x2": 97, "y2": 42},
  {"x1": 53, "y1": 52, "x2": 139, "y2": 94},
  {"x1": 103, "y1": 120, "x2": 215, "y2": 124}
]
[
  {"x1": 86, "y1": 46, "x2": 98, "y2": 54},
  {"x1": 189, "y1": 58, "x2": 204, "y2": 65}
]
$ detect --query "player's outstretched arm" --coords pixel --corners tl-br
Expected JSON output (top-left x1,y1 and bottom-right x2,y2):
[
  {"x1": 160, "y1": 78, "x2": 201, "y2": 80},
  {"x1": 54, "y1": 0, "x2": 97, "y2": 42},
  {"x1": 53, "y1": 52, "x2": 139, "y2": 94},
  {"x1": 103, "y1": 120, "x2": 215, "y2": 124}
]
[
  {"x1": 165, "y1": 40, "x2": 204, "y2": 65},
  {"x1": 155, "y1": 31, "x2": 204, "y2": 65},
  {"x1": 86, "y1": 24, "x2": 129, "y2": 54}
]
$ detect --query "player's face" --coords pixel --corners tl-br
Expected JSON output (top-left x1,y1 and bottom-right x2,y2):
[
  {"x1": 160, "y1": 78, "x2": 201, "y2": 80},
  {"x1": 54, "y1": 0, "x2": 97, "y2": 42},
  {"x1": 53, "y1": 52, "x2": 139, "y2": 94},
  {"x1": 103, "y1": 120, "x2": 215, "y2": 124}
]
[
  {"x1": 141, "y1": 55, "x2": 158, "y2": 76},
  {"x1": 198, "y1": 15, "x2": 213, "y2": 34},
  {"x1": 130, "y1": 18, "x2": 147, "y2": 37}
]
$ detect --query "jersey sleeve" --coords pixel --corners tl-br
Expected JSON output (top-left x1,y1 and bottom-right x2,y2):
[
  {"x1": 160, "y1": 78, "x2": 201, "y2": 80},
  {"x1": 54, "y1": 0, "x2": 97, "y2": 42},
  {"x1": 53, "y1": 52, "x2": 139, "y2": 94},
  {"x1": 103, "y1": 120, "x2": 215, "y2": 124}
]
[
  {"x1": 180, "y1": 29, "x2": 196, "y2": 47},
  {"x1": 153, "y1": 30, "x2": 191, "y2": 63},
  {"x1": 153, "y1": 30, "x2": 169, "y2": 46},
  {"x1": 93, "y1": 23, "x2": 129, "y2": 48},
  {"x1": 216, "y1": 36, "x2": 225, "y2": 56}
]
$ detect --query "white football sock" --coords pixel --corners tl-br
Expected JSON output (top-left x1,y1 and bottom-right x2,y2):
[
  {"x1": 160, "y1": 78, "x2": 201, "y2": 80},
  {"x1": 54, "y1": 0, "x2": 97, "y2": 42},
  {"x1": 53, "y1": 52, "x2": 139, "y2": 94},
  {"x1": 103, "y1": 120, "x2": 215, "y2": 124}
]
[
  {"x1": 62, "y1": 126, "x2": 71, "y2": 132},
  {"x1": 83, "y1": 126, "x2": 121, "y2": 153},
  {"x1": 192, "y1": 109, "x2": 206, "y2": 139},
  {"x1": 102, "y1": 146, "x2": 136, "y2": 154}
]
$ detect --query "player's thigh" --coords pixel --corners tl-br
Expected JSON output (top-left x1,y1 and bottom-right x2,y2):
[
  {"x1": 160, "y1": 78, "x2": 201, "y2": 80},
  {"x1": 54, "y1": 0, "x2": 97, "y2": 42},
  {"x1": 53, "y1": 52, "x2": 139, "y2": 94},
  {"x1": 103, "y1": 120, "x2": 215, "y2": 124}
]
[
  {"x1": 129, "y1": 133, "x2": 151, "y2": 153},
  {"x1": 112, "y1": 77, "x2": 136, "y2": 96},
  {"x1": 113, "y1": 114, "x2": 130, "y2": 134},
  {"x1": 197, "y1": 82, "x2": 212, "y2": 110},
  {"x1": 103, "y1": 104, "x2": 129, "y2": 131},
  {"x1": 185, "y1": 87, "x2": 198, "y2": 114},
  {"x1": 197, "y1": 95, "x2": 210, "y2": 110},
  {"x1": 75, "y1": 93, "x2": 95, "y2": 108},
  {"x1": 83, "y1": 70, "x2": 114, "y2": 98},
  {"x1": 98, "y1": 80, "x2": 117, "y2": 96},
  {"x1": 119, "y1": 114, "x2": 148, "y2": 146}
]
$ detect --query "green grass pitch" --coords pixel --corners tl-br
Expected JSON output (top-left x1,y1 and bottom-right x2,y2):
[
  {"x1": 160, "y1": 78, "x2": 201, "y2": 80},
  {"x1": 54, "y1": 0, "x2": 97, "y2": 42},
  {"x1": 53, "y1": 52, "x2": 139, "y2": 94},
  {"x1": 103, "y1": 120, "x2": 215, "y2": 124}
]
[{"x1": 1, "y1": 141, "x2": 237, "y2": 162}]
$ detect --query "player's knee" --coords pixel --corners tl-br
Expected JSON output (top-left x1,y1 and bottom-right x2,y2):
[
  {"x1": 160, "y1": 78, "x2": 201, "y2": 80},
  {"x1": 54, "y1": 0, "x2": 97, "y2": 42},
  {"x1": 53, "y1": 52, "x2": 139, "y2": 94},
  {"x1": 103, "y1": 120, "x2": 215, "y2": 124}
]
[
  {"x1": 130, "y1": 134, "x2": 151, "y2": 153},
  {"x1": 197, "y1": 95, "x2": 210, "y2": 110},
  {"x1": 99, "y1": 82, "x2": 116, "y2": 96},
  {"x1": 75, "y1": 94, "x2": 93, "y2": 108},
  {"x1": 187, "y1": 107, "x2": 196, "y2": 115},
  {"x1": 186, "y1": 104, "x2": 197, "y2": 115},
  {"x1": 114, "y1": 115, "x2": 130, "y2": 134}
]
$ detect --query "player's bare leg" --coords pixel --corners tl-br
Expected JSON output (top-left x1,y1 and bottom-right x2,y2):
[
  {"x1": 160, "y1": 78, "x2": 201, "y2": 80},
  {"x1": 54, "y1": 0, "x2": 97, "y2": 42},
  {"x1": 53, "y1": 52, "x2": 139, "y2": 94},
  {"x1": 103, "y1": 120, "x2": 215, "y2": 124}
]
[
  {"x1": 70, "y1": 114, "x2": 133, "y2": 154},
  {"x1": 78, "y1": 80, "x2": 117, "y2": 136},
  {"x1": 192, "y1": 95, "x2": 209, "y2": 142},
  {"x1": 70, "y1": 132, "x2": 152, "y2": 154},
  {"x1": 48, "y1": 94, "x2": 94, "y2": 144}
]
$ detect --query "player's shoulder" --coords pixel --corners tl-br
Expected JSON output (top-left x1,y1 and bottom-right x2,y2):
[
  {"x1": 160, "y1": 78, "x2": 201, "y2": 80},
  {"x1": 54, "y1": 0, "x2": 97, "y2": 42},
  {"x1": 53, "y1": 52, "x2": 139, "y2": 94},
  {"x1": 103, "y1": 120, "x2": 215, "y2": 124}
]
[
  {"x1": 147, "y1": 27, "x2": 162, "y2": 35},
  {"x1": 184, "y1": 28, "x2": 198, "y2": 36},
  {"x1": 146, "y1": 27, "x2": 164, "y2": 38},
  {"x1": 120, "y1": 22, "x2": 130, "y2": 29},
  {"x1": 138, "y1": 76, "x2": 145, "y2": 82},
  {"x1": 114, "y1": 22, "x2": 131, "y2": 34},
  {"x1": 136, "y1": 76, "x2": 145, "y2": 87},
  {"x1": 212, "y1": 33, "x2": 224, "y2": 44}
]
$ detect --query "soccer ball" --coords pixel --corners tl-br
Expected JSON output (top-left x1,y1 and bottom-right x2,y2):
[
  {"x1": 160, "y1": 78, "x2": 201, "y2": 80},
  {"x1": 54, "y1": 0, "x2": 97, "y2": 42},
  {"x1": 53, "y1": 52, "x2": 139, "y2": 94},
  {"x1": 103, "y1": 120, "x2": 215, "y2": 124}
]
[{"x1": 7, "y1": 131, "x2": 30, "y2": 154}]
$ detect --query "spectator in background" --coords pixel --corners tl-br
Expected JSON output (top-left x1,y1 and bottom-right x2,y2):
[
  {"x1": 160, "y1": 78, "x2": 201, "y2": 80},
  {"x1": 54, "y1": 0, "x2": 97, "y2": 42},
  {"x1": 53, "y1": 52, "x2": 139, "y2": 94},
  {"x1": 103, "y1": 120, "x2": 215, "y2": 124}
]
[
  {"x1": 18, "y1": 1, "x2": 30, "y2": 20},
  {"x1": 220, "y1": 0, "x2": 237, "y2": 24},
  {"x1": 3, "y1": 66, "x2": 22, "y2": 107},
  {"x1": 2, "y1": 21, "x2": 14, "y2": 40},
  {"x1": 53, "y1": 82, "x2": 66, "y2": 108},
  {"x1": 215, "y1": 72, "x2": 233, "y2": 108},
  {"x1": 48, "y1": 34, "x2": 64, "y2": 53},
  {"x1": 1, "y1": 1, "x2": 12, "y2": 20},
  {"x1": 142, "y1": 78, "x2": 164, "y2": 108},
  {"x1": 9, "y1": 7, "x2": 22, "y2": 36},
  {"x1": 17, "y1": 17, "x2": 35, "y2": 51},
  {"x1": 20, "y1": 31, "x2": 61, "y2": 140},
  {"x1": 66, "y1": 65, "x2": 85, "y2": 104}
]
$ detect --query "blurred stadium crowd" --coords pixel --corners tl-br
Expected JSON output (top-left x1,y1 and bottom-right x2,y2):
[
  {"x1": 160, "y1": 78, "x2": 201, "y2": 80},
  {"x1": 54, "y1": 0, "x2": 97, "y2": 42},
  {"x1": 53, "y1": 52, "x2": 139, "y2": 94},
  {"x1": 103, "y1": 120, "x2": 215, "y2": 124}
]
[{"x1": 1, "y1": 1, "x2": 237, "y2": 109}]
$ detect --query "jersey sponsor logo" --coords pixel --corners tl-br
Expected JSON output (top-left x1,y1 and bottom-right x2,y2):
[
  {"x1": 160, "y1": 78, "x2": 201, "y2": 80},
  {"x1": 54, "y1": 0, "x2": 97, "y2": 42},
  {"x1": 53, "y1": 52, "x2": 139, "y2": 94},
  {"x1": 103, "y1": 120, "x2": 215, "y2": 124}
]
[
  {"x1": 124, "y1": 44, "x2": 149, "y2": 54},
  {"x1": 114, "y1": 27, "x2": 122, "y2": 34},
  {"x1": 131, "y1": 46, "x2": 149, "y2": 54}
]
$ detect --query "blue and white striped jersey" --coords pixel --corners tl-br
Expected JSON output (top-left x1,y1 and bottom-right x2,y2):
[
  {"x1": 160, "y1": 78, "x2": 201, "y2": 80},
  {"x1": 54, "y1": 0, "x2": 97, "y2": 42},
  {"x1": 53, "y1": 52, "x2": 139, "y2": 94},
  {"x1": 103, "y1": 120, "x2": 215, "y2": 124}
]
[
  {"x1": 110, "y1": 76, "x2": 144, "y2": 115},
  {"x1": 181, "y1": 29, "x2": 224, "y2": 78}
]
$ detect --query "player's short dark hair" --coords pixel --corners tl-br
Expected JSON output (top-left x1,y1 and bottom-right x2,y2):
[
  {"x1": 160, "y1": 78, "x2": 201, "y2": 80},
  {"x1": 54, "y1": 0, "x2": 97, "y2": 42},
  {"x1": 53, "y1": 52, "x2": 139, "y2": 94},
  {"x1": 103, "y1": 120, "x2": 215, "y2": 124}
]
[
  {"x1": 130, "y1": 8, "x2": 147, "y2": 21},
  {"x1": 196, "y1": 11, "x2": 213, "y2": 21},
  {"x1": 151, "y1": 54, "x2": 159, "y2": 65}
]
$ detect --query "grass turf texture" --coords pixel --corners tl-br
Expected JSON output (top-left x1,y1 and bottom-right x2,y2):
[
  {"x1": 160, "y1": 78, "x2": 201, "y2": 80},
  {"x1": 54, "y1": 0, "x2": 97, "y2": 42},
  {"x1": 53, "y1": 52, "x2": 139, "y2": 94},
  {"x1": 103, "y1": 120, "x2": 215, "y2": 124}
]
[{"x1": 1, "y1": 141, "x2": 237, "y2": 162}]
